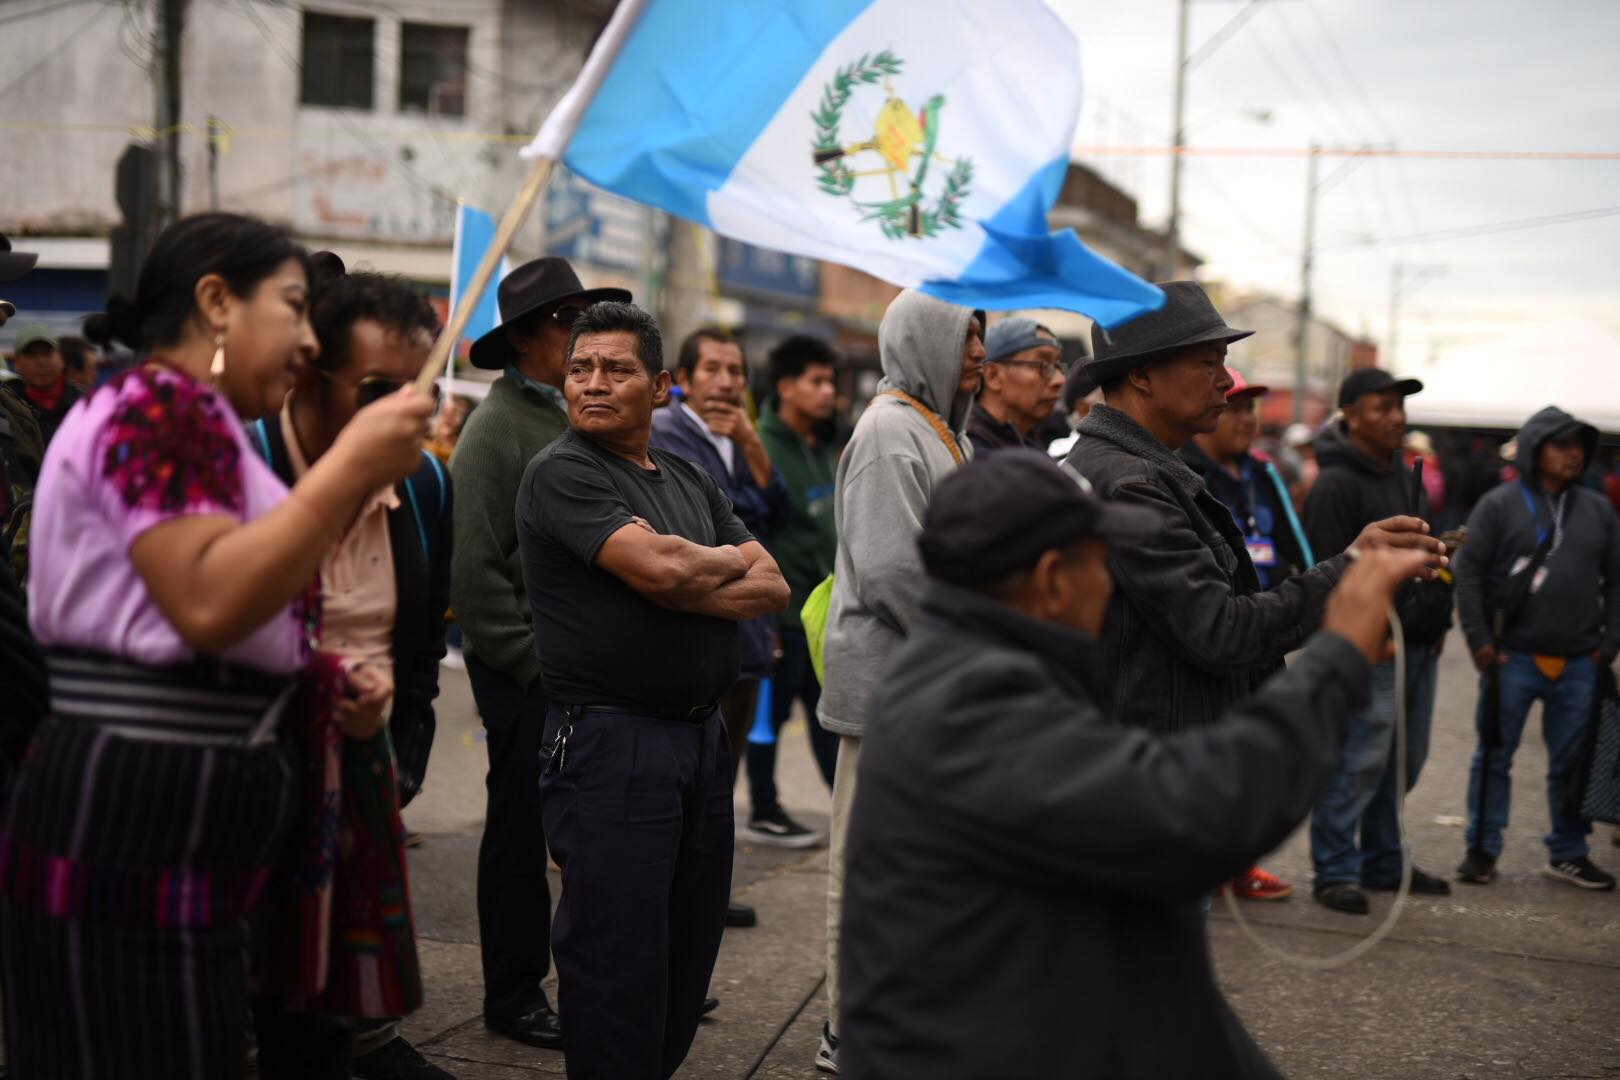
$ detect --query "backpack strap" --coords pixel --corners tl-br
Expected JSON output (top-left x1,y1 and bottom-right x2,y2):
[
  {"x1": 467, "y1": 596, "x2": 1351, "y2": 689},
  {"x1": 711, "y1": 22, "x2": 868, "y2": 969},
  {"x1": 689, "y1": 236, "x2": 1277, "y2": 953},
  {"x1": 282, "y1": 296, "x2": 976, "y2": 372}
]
[
  {"x1": 879, "y1": 389, "x2": 964, "y2": 465},
  {"x1": 401, "y1": 451, "x2": 446, "y2": 563}
]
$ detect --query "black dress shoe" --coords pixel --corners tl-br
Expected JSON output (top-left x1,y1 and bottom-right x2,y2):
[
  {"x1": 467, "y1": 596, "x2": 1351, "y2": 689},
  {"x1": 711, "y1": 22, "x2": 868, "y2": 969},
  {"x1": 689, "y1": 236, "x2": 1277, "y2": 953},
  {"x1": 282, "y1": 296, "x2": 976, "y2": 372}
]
[
  {"x1": 1312, "y1": 881, "x2": 1371, "y2": 915},
  {"x1": 726, "y1": 901, "x2": 757, "y2": 928},
  {"x1": 485, "y1": 1002, "x2": 565, "y2": 1050},
  {"x1": 702, "y1": 996, "x2": 720, "y2": 1015},
  {"x1": 1364, "y1": 866, "x2": 1452, "y2": 895}
]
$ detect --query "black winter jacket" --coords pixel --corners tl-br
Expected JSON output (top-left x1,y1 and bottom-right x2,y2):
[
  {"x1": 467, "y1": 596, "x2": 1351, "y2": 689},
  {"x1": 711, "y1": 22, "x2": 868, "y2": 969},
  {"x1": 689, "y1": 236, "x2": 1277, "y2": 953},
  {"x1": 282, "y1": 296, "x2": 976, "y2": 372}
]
[
  {"x1": 1304, "y1": 425, "x2": 1453, "y2": 644},
  {"x1": 1455, "y1": 406, "x2": 1620, "y2": 660},
  {"x1": 840, "y1": 583, "x2": 1373, "y2": 1080},
  {"x1": 1063, "y1": 405, "x2": 1346, "y2": 732},
  {"x1": 254, "y1": 414, "x2": 452, "y2": 807}
]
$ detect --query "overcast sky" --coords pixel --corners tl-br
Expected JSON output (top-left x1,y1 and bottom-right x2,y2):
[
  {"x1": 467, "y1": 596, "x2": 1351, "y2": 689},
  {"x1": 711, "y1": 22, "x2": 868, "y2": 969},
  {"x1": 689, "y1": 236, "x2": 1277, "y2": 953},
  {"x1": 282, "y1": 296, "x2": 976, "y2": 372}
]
[{"x1": 1047, "y1": 0, "x2": 1620, "y2": 372}]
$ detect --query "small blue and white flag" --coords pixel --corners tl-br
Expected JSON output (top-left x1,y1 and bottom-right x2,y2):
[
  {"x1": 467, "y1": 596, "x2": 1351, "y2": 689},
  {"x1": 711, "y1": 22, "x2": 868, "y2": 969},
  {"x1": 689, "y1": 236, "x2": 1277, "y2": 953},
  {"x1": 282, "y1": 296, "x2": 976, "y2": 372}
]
[
  {"x1": 526, "y1": 0, "x2": 1163, "y2": 326},
  {"x1": 450, "y1": 202, "x2": 510, "y2": 347}
]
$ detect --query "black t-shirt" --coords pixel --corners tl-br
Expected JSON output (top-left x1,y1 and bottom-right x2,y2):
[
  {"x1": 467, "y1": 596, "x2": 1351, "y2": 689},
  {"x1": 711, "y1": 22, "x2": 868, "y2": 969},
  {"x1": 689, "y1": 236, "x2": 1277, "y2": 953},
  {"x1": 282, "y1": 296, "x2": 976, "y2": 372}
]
[{"x1": 517, "y1": 429, "x2": 753, "y2": 713}]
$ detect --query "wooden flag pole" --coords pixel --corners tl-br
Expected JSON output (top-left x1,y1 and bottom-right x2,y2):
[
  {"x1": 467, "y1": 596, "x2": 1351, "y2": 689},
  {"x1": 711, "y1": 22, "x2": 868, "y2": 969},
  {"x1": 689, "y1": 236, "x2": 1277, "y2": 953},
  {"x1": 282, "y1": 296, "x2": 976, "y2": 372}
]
[{"x1": 414, "y1": 155, "x2": 557, "y2": 395}]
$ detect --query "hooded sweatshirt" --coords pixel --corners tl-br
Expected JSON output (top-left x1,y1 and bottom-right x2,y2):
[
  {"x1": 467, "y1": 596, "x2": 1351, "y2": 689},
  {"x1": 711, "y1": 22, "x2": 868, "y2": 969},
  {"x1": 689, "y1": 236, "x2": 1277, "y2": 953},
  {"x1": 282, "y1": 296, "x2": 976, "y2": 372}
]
[
  {"x1": 1455, "y1": 406, "x2": 1620, "y2": 660},
  {"x1": 816, "y1": 289, "x2": 978, "y2": 739},
  {"x1": 1302, "y1": 422, "x2": 1427, "y2": 561}
]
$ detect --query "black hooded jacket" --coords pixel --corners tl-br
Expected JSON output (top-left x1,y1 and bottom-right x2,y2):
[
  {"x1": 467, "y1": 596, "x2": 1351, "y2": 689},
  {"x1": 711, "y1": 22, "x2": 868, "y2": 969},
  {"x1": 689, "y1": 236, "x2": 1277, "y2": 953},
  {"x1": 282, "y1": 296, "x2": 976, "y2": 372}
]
[
  {"x1": 839, "y1": 583, "x2": 1372, "y2": 1079},
  {"x1": 1455, "y1": 406, "x2": 1620, "y2": 660}
]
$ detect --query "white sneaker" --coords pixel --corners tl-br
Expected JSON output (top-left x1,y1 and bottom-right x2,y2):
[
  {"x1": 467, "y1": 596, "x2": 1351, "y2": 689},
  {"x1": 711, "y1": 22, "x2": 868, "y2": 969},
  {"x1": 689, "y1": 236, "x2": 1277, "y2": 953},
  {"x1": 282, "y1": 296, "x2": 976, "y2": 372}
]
[
  {"x1": 815, "y1": 1020, "x2": 839, "y2": 1073},
  {"x1": 441, "y1": 646, "x2": 465, "y2": 671}
]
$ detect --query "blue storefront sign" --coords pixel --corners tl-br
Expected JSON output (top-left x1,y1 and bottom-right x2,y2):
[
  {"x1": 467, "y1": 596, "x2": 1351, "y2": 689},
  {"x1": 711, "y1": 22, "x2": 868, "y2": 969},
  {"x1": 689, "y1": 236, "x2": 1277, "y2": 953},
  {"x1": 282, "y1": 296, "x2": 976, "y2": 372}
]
[
  {"x1": 544, "y1": 166, "x2": 666, "y2": 274},
  {"x1": 717, "y1": 238, "x2": 818, "y2": 303}
]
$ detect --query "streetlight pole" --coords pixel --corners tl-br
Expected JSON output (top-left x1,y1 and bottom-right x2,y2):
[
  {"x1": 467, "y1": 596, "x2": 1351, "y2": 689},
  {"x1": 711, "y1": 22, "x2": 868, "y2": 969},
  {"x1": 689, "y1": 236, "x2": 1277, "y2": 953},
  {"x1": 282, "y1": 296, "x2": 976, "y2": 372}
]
[
  {"x1": 1161, "y1": 0, "x2": 1191, "y2": 280},
  {"x1": 1292, "y1": 142, "x2": 1319, "y2": 423}
]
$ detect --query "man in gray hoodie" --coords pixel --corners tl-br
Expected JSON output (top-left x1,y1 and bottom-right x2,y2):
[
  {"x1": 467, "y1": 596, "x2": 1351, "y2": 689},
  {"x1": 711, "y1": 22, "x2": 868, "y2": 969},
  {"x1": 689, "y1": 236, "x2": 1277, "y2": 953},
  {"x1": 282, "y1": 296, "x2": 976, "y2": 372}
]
[
  {"x1": 815, "y1": 288, "x2": 984, "y2": 1073},
  {"x1": 1454, "y1": 405, "x2": 1620, "y2": 891}
]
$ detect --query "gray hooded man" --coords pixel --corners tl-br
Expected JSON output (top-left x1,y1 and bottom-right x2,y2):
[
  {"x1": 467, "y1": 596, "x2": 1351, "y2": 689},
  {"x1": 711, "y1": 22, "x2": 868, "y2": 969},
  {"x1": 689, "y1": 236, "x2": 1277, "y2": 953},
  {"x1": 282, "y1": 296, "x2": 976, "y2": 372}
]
[{"x1": 813, "y1": 288, "x2": 985, "y2": 1071}]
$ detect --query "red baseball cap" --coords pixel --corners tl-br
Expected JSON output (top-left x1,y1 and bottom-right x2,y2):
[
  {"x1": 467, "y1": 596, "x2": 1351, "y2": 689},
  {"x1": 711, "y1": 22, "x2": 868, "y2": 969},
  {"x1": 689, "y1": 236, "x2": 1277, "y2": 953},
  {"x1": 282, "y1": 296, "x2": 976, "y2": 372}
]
[{"x1": 1226, "y1": 368, "x2": 1269, "y2": 401}]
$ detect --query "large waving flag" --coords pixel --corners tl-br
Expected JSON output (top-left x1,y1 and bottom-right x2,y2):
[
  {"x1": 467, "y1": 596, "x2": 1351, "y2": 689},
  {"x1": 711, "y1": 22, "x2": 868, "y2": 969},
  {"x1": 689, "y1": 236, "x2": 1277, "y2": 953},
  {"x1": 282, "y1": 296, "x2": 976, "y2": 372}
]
[{"x1": 525, "y1": 0, "x2": 1163, "y2": 326}]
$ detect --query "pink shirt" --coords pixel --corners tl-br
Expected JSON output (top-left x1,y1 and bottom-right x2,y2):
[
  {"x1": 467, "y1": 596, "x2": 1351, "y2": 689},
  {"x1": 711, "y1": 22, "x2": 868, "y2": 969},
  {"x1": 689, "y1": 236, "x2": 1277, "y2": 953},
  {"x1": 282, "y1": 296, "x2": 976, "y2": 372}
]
[{"x1": 28, "y1": 366, "x2": 313, "y2": 673}]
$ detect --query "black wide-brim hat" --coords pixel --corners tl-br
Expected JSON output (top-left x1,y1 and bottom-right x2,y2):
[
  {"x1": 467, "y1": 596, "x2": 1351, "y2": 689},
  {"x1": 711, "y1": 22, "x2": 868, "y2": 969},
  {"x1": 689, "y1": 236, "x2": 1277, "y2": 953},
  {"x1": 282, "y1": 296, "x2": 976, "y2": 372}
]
[
  {"x1": 468, "y1": 256, "x2": 631, "y2": 370},
  {"x1": 1084, "y1": 280, "x2": 1252, "y2": 384}
]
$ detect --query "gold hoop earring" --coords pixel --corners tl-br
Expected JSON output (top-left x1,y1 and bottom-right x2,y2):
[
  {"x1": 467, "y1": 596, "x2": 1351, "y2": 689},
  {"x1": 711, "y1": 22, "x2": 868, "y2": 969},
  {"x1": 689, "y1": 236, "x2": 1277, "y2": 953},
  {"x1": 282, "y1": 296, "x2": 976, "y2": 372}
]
[{"x1": 210, "y1": 334, "x2": 226, "y2": 378}]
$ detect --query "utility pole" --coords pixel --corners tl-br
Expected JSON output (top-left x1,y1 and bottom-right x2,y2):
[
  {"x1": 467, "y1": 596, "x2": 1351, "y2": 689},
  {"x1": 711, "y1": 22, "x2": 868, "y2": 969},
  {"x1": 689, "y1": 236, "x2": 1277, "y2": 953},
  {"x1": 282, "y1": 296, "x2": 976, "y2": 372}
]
[
  {"x1": 154, "y1": 0, "x2": 187, "y2": 227},
  {"x1": 1292, "y1": 142, "x2": 1319, "y2": 423},
  {"x1": 1386, "y1": 262, "x2": 1445, "y2": 370},
  {"x1": 1161, "y1": 0, "x2": 1191, "y2": 280},
  {"x1": 206, "y1": 114, "x2": 219, "y2": 211}
]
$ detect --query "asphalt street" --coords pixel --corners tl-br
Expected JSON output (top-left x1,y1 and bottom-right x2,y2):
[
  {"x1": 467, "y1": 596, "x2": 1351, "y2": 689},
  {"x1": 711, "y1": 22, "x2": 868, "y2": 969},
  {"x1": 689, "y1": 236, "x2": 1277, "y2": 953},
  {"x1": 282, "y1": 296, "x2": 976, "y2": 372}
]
[{"x1": 398, "y1": 628, "x2": 1620, "y2": 1079}]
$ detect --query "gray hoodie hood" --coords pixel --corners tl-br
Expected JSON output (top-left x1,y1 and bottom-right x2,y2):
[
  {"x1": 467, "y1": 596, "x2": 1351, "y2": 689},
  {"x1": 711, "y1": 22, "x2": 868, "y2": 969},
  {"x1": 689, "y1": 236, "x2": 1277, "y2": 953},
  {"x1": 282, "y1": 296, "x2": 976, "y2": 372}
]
[
  {"x1": 1517, "y1": 405, "x2": 1598, "y2": 483},
  {"x1": 875, "y1": 288, "x2": 982, "y2": 435}
]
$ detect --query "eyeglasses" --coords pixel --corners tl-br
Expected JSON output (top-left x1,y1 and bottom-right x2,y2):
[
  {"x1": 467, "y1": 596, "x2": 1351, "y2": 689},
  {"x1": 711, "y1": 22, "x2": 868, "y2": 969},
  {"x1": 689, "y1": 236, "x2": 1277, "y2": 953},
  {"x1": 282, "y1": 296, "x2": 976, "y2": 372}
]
[
  {"x1": 311, "y1": 365, "x2": 441, "y2": 409},
  {"x1": 551, "y1": 304, "x2": 586, "y2": 329},
  {"x1": 994, "y1": 357, "x2": 1070, "y2": 380},
  {"x1": 564, "y1": 358, "x2": 646, "y2": 383}
]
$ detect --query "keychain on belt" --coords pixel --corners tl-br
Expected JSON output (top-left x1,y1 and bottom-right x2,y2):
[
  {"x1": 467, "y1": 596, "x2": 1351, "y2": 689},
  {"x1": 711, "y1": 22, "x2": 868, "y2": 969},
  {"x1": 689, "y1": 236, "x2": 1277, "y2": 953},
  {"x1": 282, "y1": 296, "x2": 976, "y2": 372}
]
[{"x1": 544, "y1": 706, "x2": 576, "y2": 776}]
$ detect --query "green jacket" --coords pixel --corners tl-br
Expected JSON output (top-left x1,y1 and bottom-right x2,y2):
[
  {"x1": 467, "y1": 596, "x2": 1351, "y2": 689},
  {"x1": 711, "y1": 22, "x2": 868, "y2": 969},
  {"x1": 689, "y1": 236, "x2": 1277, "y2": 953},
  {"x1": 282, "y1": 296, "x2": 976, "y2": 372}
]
[
  {"x1": 449, "y1": 371, "x2": 568, "y2": 687},
  {"x1": 757, "y1": 402, "x2": 837, "y2": 629}
]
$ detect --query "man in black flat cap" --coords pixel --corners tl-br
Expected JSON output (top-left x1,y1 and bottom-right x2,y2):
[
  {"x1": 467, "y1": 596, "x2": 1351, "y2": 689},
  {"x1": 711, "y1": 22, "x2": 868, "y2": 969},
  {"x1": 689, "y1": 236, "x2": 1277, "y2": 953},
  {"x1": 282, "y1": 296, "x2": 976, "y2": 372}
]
[
  {"x1": 448, "y1": 256, "x2": 629, "y2": 1050},
  {"x1": 838, "y1": 449, "x2": 1434, "y2": 1079},
  {"x1": 1061, "y1": 281, "x2": 1444, "y2": 902}
]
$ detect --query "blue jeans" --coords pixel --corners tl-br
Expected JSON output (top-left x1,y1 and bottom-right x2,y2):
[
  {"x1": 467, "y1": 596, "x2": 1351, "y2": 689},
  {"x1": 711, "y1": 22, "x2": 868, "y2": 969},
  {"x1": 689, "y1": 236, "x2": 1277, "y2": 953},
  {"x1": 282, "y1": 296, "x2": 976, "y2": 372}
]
[
  {"x1": 1359, "y1": 649, "x2": 1438, "y2": 885},
  {"x1": 1310, "y1": 644, "x2": 1437, "y2": 885},
  {"x1": 1464, "y1": 652, "x2": 1596, "y2": 862}
]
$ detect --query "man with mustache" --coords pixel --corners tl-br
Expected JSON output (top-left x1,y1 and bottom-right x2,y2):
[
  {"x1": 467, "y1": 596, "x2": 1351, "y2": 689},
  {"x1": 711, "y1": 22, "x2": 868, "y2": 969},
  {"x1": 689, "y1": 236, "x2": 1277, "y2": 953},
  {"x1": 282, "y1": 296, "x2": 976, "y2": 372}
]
[
  {"x1": 965, "y1": 317, "x2": 1067, "y2": 454},
  {"x1": 1062, "y1": 282, "x2": 1446, "y2": 905}
]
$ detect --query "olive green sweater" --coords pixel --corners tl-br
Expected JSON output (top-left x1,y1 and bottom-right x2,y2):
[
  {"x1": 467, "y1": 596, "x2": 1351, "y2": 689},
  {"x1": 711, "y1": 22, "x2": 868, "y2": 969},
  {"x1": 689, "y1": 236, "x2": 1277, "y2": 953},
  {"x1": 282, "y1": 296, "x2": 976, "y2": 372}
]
[{"x1": 449, "y1": 372, "x2": 568, "y2": 688}]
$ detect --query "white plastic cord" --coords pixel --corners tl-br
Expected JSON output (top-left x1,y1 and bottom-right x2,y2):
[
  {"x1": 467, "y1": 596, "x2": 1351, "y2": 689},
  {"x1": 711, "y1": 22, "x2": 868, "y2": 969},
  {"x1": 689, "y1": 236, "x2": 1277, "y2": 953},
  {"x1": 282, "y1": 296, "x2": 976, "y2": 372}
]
[{"x1": 1221, "y1": 603, "x2": 1411, "y2": 969}]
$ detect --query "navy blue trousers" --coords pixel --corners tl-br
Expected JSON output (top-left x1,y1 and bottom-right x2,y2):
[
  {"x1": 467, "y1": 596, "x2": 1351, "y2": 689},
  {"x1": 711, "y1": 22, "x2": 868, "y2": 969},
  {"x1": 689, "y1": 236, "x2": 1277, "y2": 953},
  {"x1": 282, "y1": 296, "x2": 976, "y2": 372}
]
[{"x1": 540, "y1": 704, "x2": 734, "y2": 1080}]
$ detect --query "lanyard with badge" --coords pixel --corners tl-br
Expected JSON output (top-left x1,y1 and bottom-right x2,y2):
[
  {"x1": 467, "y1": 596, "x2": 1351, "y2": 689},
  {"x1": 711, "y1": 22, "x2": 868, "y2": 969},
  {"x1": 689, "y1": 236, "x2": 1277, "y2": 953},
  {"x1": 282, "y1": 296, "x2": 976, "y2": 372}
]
[
  {"x1": 1238, "y1": 462, "x2": 1278, "y2": 571},
  {"x1": 1510, "y1": 482, "x2": 1565, "y2": 596}
]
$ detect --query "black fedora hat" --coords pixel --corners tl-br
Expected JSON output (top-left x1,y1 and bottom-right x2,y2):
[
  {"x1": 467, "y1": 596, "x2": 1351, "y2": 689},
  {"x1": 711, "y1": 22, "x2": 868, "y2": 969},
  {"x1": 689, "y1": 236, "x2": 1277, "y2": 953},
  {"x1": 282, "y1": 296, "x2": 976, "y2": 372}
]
[
  {"x1": 1084, "y1": 280, "x2": 1251, "y2": 384},
  {"x1": 468, "y1": 256, "x2": 631, "y2": 370},
  {"x1": 0, "y1": 234, "x2": 38, "y2": 284}
]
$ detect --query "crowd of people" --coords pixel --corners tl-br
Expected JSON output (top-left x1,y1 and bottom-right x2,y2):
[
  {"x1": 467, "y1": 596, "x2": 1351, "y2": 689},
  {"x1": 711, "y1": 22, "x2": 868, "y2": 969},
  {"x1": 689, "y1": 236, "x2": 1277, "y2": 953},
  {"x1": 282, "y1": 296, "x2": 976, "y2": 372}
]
[{"x1": 0, "y1": 214, "x2": 1615, "y2": 1080}]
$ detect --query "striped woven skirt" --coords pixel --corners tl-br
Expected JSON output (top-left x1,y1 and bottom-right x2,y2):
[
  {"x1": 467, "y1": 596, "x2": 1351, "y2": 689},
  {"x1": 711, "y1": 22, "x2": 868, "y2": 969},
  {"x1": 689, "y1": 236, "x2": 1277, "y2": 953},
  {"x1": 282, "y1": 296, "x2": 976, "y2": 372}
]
[{"x1": 0, "y1": 650, "x2": 299, "y2": 1080}]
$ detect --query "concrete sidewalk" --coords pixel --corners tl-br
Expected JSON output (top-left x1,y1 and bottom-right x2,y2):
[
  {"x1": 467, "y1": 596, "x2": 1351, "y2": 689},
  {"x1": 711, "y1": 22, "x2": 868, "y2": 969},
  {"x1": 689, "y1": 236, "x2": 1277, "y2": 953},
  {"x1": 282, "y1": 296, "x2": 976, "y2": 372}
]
[{"x1": 400, "y1": 630, "x2": 1620, "y2": 1078}]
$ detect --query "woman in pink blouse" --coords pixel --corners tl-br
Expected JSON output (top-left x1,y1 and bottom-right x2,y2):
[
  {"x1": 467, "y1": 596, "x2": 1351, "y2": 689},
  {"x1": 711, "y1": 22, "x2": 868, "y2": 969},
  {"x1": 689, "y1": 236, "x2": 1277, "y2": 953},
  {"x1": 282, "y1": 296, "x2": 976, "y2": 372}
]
[{"x1": 1, "y1": 213, "x2": 433, "y2": 1080}]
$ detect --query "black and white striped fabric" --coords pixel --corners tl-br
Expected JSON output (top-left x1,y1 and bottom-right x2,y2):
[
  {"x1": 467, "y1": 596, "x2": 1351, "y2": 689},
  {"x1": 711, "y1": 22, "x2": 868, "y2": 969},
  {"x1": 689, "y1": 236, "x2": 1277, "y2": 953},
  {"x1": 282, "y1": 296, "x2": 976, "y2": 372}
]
[
  {"x1": 0, "y1": 650, "x2": 300, "y2": 1079},
  {"x1": 1567, "y1": 666, "x2": 1620, "y2": 827}
]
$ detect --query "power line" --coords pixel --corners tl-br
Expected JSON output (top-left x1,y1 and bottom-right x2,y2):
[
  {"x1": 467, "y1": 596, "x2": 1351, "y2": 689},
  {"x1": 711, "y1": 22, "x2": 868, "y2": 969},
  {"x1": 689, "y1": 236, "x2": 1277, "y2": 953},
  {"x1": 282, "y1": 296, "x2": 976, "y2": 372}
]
[
  {"x1": 1318, "y1": 205, "x2": 1620, "y2": 250},
  {"x1": 1073, "y1": 145, "x2": 1620, "y2": 161},
  {"x1": 0, "y1": 0, "x2": 102, "y2": 29},
  {"x1": 0, "y1": 1, "x2": 115, "y2": 102}
]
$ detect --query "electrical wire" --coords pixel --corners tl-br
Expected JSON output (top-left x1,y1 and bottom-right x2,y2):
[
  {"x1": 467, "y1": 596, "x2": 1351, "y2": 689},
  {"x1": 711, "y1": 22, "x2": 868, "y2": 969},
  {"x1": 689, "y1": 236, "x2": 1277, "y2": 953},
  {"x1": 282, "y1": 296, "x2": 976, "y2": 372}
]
[
  {"x1": 0, "y1": 1, "x2": 116, "y2": 103},
  {"x1": 0, "y1": 0, "x2": 101, "y2": 30},
  {"x1": 1317, "y1": 204, "x2": 1620, "y2": 251},
  {"x1": 1222, "y1": 603, "x2": 1412, "y2": 970}
]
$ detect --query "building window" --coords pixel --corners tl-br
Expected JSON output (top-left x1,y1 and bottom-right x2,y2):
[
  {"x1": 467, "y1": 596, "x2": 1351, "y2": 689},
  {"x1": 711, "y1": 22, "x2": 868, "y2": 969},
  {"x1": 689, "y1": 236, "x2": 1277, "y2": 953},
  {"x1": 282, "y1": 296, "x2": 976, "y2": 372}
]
[
  {"x1": 399, "y1": 23, "x2": 468, "y2": 117},
  {"x1": 300, "y1": 12, "x2": 375, "y2": 109}
]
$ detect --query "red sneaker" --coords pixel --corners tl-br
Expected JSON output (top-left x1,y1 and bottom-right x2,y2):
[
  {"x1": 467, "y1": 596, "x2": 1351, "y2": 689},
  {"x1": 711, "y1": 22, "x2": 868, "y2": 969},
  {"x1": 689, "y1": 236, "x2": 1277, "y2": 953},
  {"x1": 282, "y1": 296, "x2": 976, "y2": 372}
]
[{"x1": 1227, "y1": 865, "x2": 1294, "y2": 901}]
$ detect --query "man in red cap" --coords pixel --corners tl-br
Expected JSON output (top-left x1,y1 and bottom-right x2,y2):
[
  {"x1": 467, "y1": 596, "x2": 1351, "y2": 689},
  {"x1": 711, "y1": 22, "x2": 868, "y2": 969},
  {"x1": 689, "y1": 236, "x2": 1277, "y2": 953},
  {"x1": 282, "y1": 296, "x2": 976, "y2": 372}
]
[{"x1": 1180, "y1": 369, "x2": 1313, "y2": 590}]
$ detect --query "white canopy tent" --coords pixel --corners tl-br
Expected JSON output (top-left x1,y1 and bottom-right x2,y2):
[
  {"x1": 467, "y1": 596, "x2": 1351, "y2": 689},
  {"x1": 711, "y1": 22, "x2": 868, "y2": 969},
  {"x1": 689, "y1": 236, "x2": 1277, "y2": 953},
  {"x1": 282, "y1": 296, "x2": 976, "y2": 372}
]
[{"x1": 1404, "y1": 319, "x2": 1620, "y2": 433}]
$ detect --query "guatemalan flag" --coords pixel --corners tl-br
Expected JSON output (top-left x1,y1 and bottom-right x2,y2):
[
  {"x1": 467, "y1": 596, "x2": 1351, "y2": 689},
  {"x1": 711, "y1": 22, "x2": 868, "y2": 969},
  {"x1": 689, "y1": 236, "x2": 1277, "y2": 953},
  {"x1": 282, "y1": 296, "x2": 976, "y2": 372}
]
[{"x1": 525, "y1": 0, "x2": 1164, "y2": 326}]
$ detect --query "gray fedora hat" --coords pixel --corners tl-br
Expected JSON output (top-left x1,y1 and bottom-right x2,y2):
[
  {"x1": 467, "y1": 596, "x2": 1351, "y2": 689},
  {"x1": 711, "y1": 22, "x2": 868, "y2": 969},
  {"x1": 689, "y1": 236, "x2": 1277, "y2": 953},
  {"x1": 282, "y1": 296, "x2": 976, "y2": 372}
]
[{"x1": 1084, "y1": 280, "x2": 1251, "y2": 384}]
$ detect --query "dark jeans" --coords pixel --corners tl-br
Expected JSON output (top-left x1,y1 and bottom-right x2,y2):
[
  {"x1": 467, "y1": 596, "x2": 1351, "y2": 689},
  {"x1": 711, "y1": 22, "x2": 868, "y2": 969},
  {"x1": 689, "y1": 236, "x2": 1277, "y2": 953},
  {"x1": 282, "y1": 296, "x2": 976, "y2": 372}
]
[
  {"x1": 1465, "y1": 652, "x2": 1596, "y2": 861},
  {"x1": 747, "y1": 627, "x2": 839, "y2": 814},
  {"x1": 466, "y1": 653, "x2": 553, "y2": 1019},
  {"x1": 1311, "y1": 645, "x2": 1438, "y2": 884},
  {"x1": 541, "y1": 704, "x2": 734, "y2": 1080}
]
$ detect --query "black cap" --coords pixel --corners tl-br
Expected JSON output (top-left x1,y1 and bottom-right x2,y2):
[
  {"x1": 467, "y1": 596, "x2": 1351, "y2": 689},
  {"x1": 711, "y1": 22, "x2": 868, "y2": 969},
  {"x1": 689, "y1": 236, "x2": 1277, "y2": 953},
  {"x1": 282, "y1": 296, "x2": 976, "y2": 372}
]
[
  {"x1": 918, "y1": 449, "x2": 1163, "y2": 588},
  {"x1": 1062, "y1": 363, "x2": 1097, "y2": 411},
  {"x1": 1337, "y1": 368, "x2": 1424, "y2": 408}
]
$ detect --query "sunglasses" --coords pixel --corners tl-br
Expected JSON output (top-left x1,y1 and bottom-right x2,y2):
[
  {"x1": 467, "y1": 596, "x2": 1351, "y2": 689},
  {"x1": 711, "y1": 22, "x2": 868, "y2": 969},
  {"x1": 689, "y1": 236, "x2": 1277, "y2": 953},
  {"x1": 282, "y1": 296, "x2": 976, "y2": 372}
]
[
  {"x1": 312, "y1": 366, "x2": 441, "y2": 409},
  {"x1": 550, "y1": 304, "x2": 586, "y2": 329}
]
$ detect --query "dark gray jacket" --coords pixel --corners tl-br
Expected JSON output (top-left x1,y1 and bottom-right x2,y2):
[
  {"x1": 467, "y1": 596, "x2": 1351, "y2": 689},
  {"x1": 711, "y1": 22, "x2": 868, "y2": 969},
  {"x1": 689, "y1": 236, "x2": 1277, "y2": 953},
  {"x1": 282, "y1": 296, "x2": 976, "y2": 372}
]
[
  {"x1": 840, "y1": 583, "x2": 1372, "y2": 1080},
  {"x1": 1063, "y1": 405, "x2": 1346, "y2": 732},
  {"x1": 1455, "y1": 406, "x2": 1620, "y2": 660}
]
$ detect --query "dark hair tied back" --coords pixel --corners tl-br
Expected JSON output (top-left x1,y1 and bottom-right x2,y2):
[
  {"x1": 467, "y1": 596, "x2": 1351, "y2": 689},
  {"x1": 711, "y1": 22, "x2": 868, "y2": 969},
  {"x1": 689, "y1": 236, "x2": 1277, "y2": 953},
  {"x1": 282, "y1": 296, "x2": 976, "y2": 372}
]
[{"x1": 83, "y1": 213, "x2": 309, "y2": 352}]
